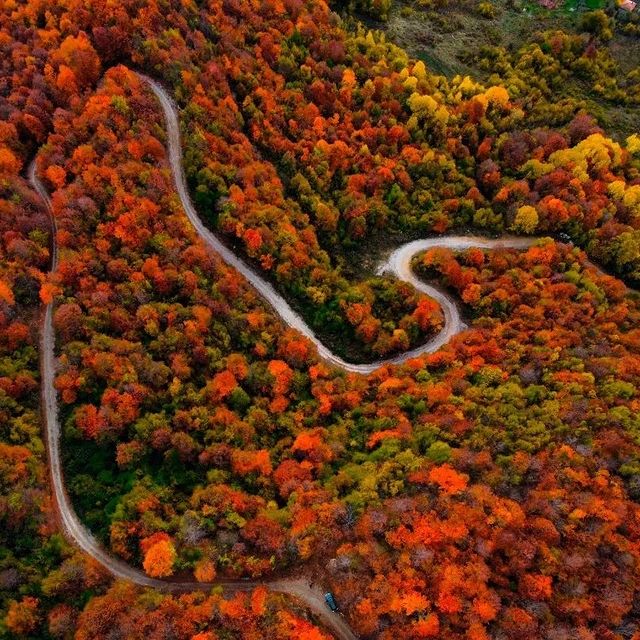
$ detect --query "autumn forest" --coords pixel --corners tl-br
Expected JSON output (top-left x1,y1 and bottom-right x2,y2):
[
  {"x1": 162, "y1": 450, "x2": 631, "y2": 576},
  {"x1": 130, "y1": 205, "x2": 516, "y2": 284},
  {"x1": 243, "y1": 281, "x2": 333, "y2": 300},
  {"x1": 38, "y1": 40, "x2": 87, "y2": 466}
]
[{"x1": 1, "y1": 0, "x2": 640, "y2": 638}]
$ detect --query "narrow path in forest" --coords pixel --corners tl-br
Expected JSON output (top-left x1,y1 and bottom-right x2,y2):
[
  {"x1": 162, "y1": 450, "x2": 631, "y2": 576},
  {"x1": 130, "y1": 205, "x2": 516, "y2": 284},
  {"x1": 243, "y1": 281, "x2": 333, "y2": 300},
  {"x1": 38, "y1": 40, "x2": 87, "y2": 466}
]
[
  {"x1": 140, "y1": 74, "x2": 540, "y2": 374},
  {"x1": 30, "y1": 154, "x2": 360, "y2": 640},
  {"x1": 29, "y1": 71, "x2": 630, "y2": 640}
]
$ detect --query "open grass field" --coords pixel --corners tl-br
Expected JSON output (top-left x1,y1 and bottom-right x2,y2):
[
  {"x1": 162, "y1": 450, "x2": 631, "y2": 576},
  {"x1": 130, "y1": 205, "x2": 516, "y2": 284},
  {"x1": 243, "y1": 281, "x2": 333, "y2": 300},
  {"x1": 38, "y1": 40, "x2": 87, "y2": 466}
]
[{"x1": 369, "y1": 0, "x2": 640, "y2": 136}]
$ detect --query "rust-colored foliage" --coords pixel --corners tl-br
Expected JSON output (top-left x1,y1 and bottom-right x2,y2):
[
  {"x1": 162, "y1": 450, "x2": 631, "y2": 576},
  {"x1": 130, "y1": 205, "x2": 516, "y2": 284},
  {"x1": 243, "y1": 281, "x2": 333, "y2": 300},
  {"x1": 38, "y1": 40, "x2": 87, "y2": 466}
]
[{"x1": 0, "y1": 0, "x2": 639, "y2": 638}]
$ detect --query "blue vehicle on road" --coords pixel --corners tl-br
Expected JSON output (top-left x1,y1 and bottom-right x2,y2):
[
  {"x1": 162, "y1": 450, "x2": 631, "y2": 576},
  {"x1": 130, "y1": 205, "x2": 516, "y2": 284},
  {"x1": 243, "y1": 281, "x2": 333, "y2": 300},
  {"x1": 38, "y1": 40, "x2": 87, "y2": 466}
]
[{"x1": 324, "y1": 592, "x2": 339, "y2": 612}]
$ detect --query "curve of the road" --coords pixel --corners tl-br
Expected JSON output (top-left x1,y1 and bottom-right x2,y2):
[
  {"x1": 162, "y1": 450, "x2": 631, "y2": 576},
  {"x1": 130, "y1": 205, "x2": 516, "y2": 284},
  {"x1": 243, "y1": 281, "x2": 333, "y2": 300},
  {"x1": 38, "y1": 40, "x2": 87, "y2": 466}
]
[
  {"x1": 30, "y1": 71, "x2": 628, "y2": 640},
  {"x1": 29, "y1": 158, "x2": 359, "y2": 640},
  {"x1": 139, "y1": 73, "x2": 542, "y2": 374}
]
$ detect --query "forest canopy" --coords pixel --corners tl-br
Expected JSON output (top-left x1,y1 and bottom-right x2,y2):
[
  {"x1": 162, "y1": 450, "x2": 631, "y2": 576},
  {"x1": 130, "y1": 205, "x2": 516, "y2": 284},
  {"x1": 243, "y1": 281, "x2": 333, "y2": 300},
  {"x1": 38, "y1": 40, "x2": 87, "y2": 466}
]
[{"x1": 0, "y1": 0, "x2": 639, "y2": 639}]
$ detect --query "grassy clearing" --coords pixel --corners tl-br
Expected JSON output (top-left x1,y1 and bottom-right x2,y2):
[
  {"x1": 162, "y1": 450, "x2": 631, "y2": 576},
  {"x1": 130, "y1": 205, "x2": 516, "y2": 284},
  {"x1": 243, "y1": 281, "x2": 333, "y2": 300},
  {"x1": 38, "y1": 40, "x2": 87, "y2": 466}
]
[{"x1": 377, "y1": 0, "x2": 639, "y2": 137}]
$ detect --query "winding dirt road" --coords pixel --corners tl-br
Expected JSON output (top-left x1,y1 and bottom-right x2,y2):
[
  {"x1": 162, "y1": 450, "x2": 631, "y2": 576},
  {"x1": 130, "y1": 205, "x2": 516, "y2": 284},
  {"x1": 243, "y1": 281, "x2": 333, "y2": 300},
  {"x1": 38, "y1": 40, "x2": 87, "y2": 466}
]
[
  {"x1": 376, "y1": 236, "x2": 537, "y2": 359},
  {"x1": 30, "y1": 72, "x2": 621, "y2": 640},
  {"x1": 31, "y1": 157, "x2": 359, "y2": 640},
  {"x1": 140, "y1": 75, "x2": 539, "y2": 375}
]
